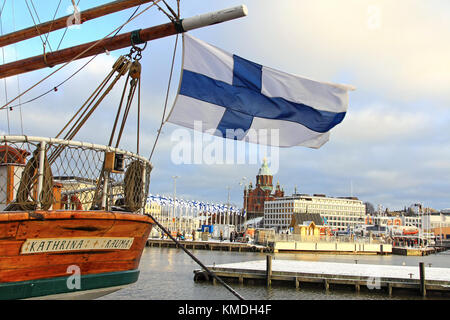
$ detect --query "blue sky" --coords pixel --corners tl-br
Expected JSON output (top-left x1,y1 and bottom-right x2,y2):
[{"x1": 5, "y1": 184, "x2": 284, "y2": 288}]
[{"x1": 1, "y1": 0, "x2": 449, "y2": 210}]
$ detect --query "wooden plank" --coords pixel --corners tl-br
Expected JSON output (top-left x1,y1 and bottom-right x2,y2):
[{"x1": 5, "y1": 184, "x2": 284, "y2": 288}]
[
  {"x1": 15, "y1": 219, "x2": 116, "y2": 240},
  {"x1": 0, "y1": 240, "x2": 22, "y2": 256},
  {"x1": 0, "y1": 221, "x2": 19, "y2": 239},
  {"x1": 0, "y1": 260, "x2": 138, "y2": 283},
  {"x1": 0, "y1": 211, "x2": 152, "y2": 284},
  {"x1": 0, "y1": 246, "x2": 142, "y2": 270},
  {"x1": 266, "y1": 255, "x2": 272, "y2": 287}
]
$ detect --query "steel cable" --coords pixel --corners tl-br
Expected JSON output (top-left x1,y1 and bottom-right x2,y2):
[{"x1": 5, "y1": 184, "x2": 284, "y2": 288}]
[{"x1": 0, "y1": 0, "x2": 163, "y2": 111}]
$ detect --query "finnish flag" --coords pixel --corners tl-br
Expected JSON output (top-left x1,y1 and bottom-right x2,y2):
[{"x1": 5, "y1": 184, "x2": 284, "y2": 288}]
[{"x1": 167, "y1": 34, "x2": 355, "y2": 148}]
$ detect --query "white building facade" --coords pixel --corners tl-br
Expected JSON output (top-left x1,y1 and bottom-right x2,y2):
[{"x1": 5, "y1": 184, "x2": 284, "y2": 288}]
[{"x1": 264, "y1": 194, "x2": 366, "y2": 232}]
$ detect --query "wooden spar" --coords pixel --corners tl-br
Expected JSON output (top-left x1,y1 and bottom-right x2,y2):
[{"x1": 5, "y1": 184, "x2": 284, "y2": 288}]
[
  {"x1": 0, "y1": 5, "x2": 248, "y2": 80},
  {"x1": 0, "y1": 0, "x2": 157, "y2": 48}
]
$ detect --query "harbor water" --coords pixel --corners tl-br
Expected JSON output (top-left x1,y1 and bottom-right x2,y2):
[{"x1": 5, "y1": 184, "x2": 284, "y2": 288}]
[{"x1": 100, "y1": 247, "x2": 450, "y2": 300}]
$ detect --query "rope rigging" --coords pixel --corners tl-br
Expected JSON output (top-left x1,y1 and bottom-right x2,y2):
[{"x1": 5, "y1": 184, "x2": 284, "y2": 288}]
[
  {"x1": 0, "y1": 0, "x2": 26, "y2": 134},
  {"x1": 0, "y1": 0, "x2": 10, "y2": 134},
  {"x1": 66, "y1": 45, "x2": 147, "y2": 212},
  {"x1": 5, "y1": 0, "x2": 144, "y2": 112},
  {"x1": 2, "y1": 0, "x2": 246, "y2": 301},
  {"x1": 12, "y1": 0, "x2": 24, "y2": 135},
  {"x1": 42, "y1": 0, "x2": 177, "y2": 212},
  {"x1": 2, "y1": 1, "x2": 177, "y2": 206},
  {"x1": 149, "y1": 33, "x2": 178, "y2": 161},
  {"x1": 56, "y1": 0, "x2": 81, "y2": 50},
  {"x1": 44, "y1": 0, "x2": 63, "y2": 49},
  {"x1": 48, "y1": 55, "x2": 132, "y2": 165},
  {"x1": 24, "y1": 0, "x2": 53, "y2": 52},
  {"x1": 0, "y1": 0, "x2": 164, "y2": 112}
]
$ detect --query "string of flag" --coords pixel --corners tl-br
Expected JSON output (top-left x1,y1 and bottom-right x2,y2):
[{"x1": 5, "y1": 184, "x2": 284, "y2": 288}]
[{"x1": 146, "y1": 194, "x2": 245, "y2": 218}]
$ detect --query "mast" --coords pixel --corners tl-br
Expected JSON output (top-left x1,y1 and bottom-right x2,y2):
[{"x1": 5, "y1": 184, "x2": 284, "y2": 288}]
[
  {"x1": 0, "y1": 0, "x2": 157, "y2": 48},
  {"x1": 0, "y1": 5, "x2": 248, "y2": 79}
]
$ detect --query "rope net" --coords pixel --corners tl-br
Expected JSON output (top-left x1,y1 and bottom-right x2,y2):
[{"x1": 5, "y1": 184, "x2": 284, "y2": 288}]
[{"x1": 0, "y1": 137, "x2": 152, "y2": 213}]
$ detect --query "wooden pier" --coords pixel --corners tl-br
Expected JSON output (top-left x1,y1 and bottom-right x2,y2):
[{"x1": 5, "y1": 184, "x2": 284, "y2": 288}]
[
  {"x1": 146, "y1": 239, "x2": 270, "y2": 253},
  {"x1": 194, "y1": 258, "x2": 450, "y2": 297}
]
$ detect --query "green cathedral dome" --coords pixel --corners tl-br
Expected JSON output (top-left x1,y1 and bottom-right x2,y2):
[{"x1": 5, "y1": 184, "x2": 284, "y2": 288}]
[{"x1": 258, "y1": 157, "x2": 271, "y2": 176}]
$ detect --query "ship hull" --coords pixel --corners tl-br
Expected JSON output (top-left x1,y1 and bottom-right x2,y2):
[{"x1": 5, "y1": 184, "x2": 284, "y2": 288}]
[{"x1": 0, "y1": 210, "x2": 153, "y2": 300}]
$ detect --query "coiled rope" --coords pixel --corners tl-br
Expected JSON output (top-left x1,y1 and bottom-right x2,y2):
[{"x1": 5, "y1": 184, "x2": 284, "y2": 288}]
[
  {"x1": 15, "y1": 147, "x2": 54, "y2": 211},
  {"x1": 123, "y1": 160, "x2": 151, "y2": 212}
]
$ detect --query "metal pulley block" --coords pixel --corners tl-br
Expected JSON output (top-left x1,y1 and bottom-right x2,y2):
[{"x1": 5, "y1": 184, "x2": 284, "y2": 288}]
[
  {"x1": 129, "y1": 61, "x2": 142, "y2": 79},
  {"x1": 112, "y1": 56, "x2": 127, "y2": 70},
  {"x1": 112, "y1": 55, "x2": 132, "y2": 76}
]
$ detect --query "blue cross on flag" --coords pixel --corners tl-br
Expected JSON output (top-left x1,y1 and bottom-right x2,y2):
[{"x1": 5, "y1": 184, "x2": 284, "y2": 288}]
[{"x1": 167, "y1": 34, "x2": 355, "y2": 148}]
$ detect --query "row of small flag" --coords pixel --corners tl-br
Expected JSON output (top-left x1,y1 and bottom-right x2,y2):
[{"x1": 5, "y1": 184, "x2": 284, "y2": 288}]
[{"x1": 147, "y1": 194, "x2": 245, "y2": 216}]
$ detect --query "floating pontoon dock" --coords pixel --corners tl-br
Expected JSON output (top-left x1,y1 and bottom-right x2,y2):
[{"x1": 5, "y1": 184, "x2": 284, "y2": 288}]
[
  {"x1": 146, "y1": 239, "x2": 270, "y2": 253},
  {"x1": 194, "y1": 259, "x2": 450, "y2": 297},
  {"x1": 392, "y1": 246, "x2": 447, "y2": 256},
  {"x1": 273, "y1": 241, "x2": 392, "y2": 254}
]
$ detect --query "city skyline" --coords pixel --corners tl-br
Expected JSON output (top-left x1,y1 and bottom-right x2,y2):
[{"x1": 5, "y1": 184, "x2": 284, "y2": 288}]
[{"x1": 1, "y1": 0, "x2": 449, "y2": 210}]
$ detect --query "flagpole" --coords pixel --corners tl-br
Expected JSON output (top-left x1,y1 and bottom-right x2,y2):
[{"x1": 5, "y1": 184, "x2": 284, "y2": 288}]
[
  {"x1": 184, "y1": 202, "x2": 187, "y2": 234},
  {"x1": 186, "y1": 203, "x2": 189, "y2": 234},
  {"x1": 172, "y1": 176, "x2": 179, "y2": 234},
  {"x1": 181, "y1": 201, "x2": 184, "y2": 234},
  {"x1": 226, "y1": 186, "x2": 231, "y2": 226},
  {"x1": 165, "y1": 197, "x2": 169, "y2": 233},
  {"x1": 440, "y1": 212, "x2": 443, "y2": 246}
]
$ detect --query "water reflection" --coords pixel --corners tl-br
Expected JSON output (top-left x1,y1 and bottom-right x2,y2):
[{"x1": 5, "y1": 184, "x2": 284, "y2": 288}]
[{"x1": 100, "y1": 248, "x2": 450, "y2": 300}]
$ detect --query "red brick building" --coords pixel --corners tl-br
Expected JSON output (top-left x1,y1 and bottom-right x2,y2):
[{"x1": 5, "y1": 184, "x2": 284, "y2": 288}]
[{"x1": 244, "y1": 158, "x2": 284, "y2": 220}]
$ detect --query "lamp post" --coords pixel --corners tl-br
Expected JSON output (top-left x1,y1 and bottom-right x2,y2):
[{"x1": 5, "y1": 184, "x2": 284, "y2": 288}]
[
  {"x1": 239, "y1": 177, "x2": 247, "y2": 232},
  {"x1": 172, "y1": 176, "x2": 179, "y2": 234},
  {"x1": 226, "y1": 186, "x2": 231, "y2": 226},
  {"x1": 420, "y1": 202, "x2": 424, "y2": 248}
]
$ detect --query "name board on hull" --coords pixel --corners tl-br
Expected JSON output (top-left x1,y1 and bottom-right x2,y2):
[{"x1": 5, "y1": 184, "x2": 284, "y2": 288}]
[{"x1": 20, "y1": 237, "x2": 134, "y2": 254}]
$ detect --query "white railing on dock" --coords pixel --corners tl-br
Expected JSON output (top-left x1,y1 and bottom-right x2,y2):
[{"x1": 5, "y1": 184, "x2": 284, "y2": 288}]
[{"x1": 268, "y1": 234, "x2": 392, "y2": 245}]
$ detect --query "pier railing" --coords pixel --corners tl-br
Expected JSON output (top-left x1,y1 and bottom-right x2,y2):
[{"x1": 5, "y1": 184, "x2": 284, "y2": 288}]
[{"x1": 0, "y1": 136, "x2": 152, "y2": 213}]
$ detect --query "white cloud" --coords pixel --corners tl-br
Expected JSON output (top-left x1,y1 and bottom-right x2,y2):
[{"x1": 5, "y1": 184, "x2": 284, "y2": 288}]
[
  {"x1": 206, "y1": 0, "x2": 450, "y2": 104},
  {"x1": 334, "y1": 103, "x2": 433, "y2": 143}
]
